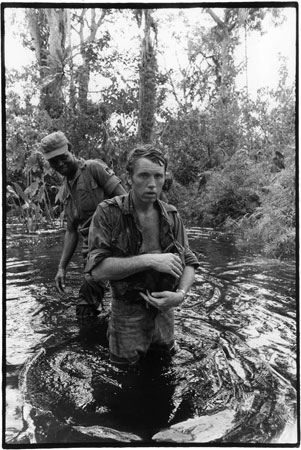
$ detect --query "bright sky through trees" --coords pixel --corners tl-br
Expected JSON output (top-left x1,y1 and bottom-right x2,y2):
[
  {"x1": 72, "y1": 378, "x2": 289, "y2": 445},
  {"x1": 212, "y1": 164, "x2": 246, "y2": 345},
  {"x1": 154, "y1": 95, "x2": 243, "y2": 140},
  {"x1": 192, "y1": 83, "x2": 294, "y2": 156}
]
[
  {"x1": 235, "y1": 7, "x2": 296, "y2": 96},
  {"x1": 4, "y1": 7, "x2": 296, "y2": 100}
]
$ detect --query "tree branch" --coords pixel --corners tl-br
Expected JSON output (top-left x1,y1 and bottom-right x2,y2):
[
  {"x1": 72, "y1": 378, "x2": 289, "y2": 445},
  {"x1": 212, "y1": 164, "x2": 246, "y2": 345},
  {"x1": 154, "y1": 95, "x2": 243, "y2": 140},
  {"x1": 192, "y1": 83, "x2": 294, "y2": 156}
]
[
  {"x1": 166, "y1": 70, "x2": 184, "y2": 109},
  {"x1": 206, "y1": 8, "x2": 225, "y2": 27},
  {"x1": 96, "y1": 9, "x2": 107, "y2": 28}
]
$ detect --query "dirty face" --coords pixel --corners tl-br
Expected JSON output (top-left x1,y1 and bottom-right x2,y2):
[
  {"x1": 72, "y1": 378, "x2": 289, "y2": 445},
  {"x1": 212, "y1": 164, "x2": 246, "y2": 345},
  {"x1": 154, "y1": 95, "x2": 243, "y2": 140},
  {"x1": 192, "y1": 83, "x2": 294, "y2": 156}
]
[
  {"x1": 48, "y1": 152, "x2": 78, "y2": 179},
  {"x1": 128, "y1": 158, "x2": 165, "y2": 205}
]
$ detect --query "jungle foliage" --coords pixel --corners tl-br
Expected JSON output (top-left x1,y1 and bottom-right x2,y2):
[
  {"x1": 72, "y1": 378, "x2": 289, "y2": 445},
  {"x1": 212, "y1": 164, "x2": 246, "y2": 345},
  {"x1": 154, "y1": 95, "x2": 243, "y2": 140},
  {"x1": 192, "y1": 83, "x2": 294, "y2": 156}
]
[{"x1": 5, "y1": 6, "x2": 296, "y2": 258}]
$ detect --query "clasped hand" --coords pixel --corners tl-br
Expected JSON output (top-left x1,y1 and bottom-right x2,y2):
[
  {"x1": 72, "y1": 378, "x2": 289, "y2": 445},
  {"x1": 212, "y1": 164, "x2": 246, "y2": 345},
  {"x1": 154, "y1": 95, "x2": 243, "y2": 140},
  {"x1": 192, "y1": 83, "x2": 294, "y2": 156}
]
[
  {"x1": 140, "y1": 253, "x2": 184, "y2": 310},
  {"x1": 149, "y1": 253, "x2": 183, "y2": 278},
  {"x1": 140, "y1": 290, "x2": 183, "y2": 311}
]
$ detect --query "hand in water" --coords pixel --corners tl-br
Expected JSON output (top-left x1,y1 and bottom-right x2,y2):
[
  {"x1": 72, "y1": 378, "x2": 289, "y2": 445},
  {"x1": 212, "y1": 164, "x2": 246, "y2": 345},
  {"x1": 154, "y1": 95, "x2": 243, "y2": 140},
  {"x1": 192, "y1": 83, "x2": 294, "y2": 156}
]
[{"x1": 55, "y1": 268, "x2": 66, "y2": 295}]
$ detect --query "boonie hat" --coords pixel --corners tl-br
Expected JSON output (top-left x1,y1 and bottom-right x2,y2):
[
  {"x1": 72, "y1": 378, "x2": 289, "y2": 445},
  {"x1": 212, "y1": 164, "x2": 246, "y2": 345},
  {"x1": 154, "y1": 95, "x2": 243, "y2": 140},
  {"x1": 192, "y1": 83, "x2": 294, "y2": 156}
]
[{"x1": 41, "y1": 131, "x2": 70, "y2": 160}]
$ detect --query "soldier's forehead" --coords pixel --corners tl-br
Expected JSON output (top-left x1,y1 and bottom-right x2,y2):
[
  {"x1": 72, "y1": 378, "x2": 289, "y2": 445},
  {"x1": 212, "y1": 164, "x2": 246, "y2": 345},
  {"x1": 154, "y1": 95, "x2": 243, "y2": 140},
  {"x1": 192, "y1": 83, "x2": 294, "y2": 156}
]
[{"x1": 134, "y1": 157, "x2": 164, "y2": 169}]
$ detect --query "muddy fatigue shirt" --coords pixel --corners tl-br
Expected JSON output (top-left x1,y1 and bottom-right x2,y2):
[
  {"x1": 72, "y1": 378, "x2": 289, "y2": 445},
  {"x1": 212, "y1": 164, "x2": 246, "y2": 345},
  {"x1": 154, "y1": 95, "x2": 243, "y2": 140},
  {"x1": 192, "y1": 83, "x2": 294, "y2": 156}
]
[
  {"x1": 85, "y1": 193, "x2": 199, "y2": 303},
  {"x1": 63, "y1": 158, "x2": 123, "y2": 256}
]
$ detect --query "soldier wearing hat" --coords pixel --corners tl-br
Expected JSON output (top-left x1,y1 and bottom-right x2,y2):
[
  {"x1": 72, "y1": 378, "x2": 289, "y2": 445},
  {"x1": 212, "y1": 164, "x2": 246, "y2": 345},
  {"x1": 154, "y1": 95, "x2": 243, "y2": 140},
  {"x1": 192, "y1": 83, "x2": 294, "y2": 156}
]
[{"x1": 41, "y1": 131, "x2": 126, "y2": 323}]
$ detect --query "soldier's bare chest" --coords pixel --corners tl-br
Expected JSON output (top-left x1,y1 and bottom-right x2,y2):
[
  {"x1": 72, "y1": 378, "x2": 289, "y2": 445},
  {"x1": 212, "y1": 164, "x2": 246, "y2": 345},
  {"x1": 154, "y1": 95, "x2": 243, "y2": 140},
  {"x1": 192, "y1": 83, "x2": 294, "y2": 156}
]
[{"x1": 137, "y1": 209, "x2": 161, "y2": 253}]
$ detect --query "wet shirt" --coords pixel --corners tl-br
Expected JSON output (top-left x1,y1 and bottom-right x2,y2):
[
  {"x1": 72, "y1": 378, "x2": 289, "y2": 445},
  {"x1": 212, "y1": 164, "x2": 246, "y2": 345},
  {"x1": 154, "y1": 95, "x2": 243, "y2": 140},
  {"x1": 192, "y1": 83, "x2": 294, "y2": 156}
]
[
  {"x1": 63, "y1": 158, "x2": 122, "y2": 233},
  {"x1": 85, "y1": 193, "x2": 199, "y2": 301}
]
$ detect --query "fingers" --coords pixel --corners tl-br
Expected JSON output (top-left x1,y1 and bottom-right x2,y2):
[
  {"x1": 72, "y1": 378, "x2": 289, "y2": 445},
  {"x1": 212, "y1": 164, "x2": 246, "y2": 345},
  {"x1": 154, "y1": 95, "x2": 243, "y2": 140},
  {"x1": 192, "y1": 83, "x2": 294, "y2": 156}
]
[
  {"x1": 139, "y1": 291, "x2": 154, "y2": 308},
  {"x1": 55, "y1": 282, "x2": 65, "y2": 295},
  {"x1": 172, "y1": 254, "x2": 182, "y2": 266},
  {"x1": 150, "y1": 291, "x2": 164, "y2": 298},
  {"x1": 150, "y1": 253, "x2": 183, "y2": 277},
  {"x1": 162, "y1": 253, "x2": 183, "y2": 277},
  {"x1": 139, "y1": 290, "x2": 169, "y2": 311},
  {"x1": 170, "y1": 255, "x2": 183, "y2": 278},
  {"x1": 140, "y1": 290, "x2": 161, "y2": 307},
  {"x1": 55, "y1": 268, "x2": 66, "y2": 295},
  {"x1": 139, "y1": 292, "x2": 148, "y2": 301},
  {"x1": 55, "y1": 276, "x2": 65, "y2": 295}
]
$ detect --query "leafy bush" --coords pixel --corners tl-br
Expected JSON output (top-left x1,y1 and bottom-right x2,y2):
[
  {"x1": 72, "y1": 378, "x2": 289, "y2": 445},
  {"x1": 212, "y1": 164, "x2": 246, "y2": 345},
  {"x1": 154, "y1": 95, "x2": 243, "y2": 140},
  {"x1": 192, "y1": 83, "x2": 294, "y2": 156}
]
[
  {"x1": 188, "y1": 150, "x2": 264, "y2": 225},
  {"x1": 223, "y1": 146, "x2": 295, "y2": 258},
  {"x1": 5, "y1": 15, "x2": 295, "y2": 259}
]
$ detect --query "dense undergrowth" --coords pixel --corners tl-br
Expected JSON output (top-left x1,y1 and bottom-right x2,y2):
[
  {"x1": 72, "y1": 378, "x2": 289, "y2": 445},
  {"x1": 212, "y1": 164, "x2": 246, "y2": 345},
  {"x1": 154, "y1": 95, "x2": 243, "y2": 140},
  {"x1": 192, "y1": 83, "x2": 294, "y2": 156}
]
[{"x1": 5, "y1": 9, "x2": 296, "y2": 260}]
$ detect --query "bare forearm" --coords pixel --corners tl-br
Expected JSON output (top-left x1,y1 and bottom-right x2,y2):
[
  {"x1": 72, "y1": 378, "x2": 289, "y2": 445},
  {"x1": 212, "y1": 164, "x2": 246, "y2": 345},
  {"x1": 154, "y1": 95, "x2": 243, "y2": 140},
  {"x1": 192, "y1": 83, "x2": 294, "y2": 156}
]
[
  {"x1": 140, "y1": 265, "x2": 196, "y2": 310},
  {"x1": 91, "y1": 254, "x2": 151, "y2": 282},
  {"x1": 177, "y1": 265, "x2": 195, "y2": 294},
  {"x1": 91, "y1": 252, "x2": 184, "y2": 283},
  {"x1": 58, "y1": 229, "x2": 78, "y2": 270}
]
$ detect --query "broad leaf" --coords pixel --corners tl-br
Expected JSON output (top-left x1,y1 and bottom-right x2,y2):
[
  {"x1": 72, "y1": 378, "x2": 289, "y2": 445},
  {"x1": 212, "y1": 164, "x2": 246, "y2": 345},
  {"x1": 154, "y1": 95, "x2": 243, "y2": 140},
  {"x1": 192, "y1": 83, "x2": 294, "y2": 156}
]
[
  {"x1": 12, "y1": 182, "x2": 28, "y2": 202},
  {"x1": 25, "y1": 181, "x2": 40, "y2": 197},
  {"x1": 7, "y1": 185, "x2": 19, "y2": 199}
]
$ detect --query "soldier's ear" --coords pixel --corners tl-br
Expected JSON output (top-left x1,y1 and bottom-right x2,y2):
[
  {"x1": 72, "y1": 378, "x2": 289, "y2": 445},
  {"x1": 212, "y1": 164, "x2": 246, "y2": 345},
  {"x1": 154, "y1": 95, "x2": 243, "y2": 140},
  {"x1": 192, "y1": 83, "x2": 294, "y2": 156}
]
[{"x1": 127, "y1": 172, "x2": 132, "y2": 186}]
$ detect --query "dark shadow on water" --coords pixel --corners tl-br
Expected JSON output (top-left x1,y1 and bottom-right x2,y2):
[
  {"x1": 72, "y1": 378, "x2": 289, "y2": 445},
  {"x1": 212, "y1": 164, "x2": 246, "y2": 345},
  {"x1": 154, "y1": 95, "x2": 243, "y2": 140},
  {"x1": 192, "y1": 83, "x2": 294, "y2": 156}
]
[
  {"x1": 5, "y1": 228, "x2": 297, "y2": 445},
  {"x1": 95, "y1": 357, "x2": 177, "y2": 440},
  {"x1": 36, "y1": 316, "x2": 189, "y2": 442},
  {"x1": 76, "y1": 327, "x2": 191, "y2": 441}
]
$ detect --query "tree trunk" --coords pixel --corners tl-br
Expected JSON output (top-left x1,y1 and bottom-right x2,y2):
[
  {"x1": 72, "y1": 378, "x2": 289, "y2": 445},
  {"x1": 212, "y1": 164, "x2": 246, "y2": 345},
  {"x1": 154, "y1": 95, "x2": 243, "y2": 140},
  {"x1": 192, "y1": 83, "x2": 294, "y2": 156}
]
[
  {"x1": 77, "y1": 9, "x2": 107, "y2": 114},
  {"x1": 206, "y1": 8, "x2": 251, "y2": 103},
  {"x1": 42, "y1": 8, "x2": 67, "y2": 118},
  {"x1": 26, "y1": 8, "x2": 67, "y2": 119},
  {"x1": 66, "y1": 9, "x2": 76, "y2": 115},
  {"x1": 77, "y1": 62, "x2": 90, "y2": 114},
  {"x1": 206, "y1": 9, "x2": 232, "y2": 102},
  {"x1": 25, "y1": 9, "x2": 43, "y2": 66},
  {"x1": 138, "y1": 9, "x2": 157, "y2": 144}
]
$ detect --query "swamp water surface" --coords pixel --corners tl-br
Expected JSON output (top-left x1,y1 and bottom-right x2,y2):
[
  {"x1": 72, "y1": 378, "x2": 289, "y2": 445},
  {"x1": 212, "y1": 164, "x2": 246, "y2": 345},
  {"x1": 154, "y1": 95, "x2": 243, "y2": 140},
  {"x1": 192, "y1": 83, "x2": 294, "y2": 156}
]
[{"x1": 5, "y1": 226, "x2": 298, "y2": 445}]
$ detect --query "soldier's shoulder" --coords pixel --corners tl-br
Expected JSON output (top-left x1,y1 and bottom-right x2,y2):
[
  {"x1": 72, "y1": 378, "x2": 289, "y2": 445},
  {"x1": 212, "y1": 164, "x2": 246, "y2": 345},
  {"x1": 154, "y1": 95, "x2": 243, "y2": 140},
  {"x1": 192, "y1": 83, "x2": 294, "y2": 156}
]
[
  {"x1": 86, "y1": 159, "x2": 116, "y2": 177},
  {"x1": 85, "y1": 158, "x2": 107, "y2": 166},
  {"x1": 85, "y1": 159, "x2": 107, "y2": 172},
  {"x1": 99, "y1": 195, "x2": 125, "y2": 209}
]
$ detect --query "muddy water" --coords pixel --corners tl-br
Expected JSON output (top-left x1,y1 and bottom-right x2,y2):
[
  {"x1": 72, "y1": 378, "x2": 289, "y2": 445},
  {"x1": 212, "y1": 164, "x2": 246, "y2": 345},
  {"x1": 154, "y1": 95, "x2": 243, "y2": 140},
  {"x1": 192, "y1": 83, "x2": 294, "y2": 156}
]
[{"x1": 5, "y1": 226, "x2": 297, "y2": 444}]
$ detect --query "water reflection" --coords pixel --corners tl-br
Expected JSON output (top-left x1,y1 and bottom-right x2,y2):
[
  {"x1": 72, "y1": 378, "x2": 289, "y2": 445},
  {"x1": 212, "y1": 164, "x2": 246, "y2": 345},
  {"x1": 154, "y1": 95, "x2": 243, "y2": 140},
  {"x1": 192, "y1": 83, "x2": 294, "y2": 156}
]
[{"x1": 5, "y1": 226, "x2": 297, "y2": 444}]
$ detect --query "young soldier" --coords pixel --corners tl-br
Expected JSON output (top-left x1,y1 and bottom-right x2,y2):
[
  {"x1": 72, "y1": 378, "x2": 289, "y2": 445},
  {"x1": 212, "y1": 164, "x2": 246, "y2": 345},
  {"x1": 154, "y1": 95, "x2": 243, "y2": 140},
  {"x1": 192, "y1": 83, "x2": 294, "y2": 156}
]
[{"x1": 85, "y1": 145, "x2": 199, "y2": 365}]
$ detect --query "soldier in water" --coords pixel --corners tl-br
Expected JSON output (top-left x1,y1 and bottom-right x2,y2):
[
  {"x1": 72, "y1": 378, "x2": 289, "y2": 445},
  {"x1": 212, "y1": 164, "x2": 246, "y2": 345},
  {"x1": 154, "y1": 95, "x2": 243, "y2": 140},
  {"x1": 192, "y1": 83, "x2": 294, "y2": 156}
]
[
  {"x1": 85, "y1": 144, "x2": 199, "y2": 365},
  {"x1": 40, "y1": 131, "x2": 126, "y2": 323}
]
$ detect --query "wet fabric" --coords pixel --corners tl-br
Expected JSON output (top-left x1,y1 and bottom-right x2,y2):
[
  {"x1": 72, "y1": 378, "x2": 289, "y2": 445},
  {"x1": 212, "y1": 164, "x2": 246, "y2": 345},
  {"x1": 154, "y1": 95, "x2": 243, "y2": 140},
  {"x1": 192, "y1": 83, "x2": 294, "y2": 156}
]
[
  {"x1": 85, "y1": 193, "x2": 199, "y2": 362},
  {"x1": 75, "y1": 273, "x2": 106, "y2": 326},
  {"x1": 63, "y1": 158, "x2": 122, "y2": 239},
  {"x1": 108, "y1": 299, "x2": 175, "y2": 365},
  {"x1": 85, "y1": 193, "x2": 199, "y2": 276},
  {"x1": 61, "y1": 158, "x2": 123, "y2": 321}
]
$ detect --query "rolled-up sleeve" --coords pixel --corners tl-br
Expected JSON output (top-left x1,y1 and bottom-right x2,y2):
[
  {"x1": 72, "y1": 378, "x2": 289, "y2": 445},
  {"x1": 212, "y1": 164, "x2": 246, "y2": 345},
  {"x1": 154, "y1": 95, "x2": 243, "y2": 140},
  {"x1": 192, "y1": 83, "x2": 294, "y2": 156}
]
[
  {"x1": 173, "y1": 212, "x2": 199, "y2": 268},
  {"x1": 84, "y1": 203, "x2": 114, "y2": 274},
  {"x1": 89, "y1": 161, "x2": 122, "y2": 196}
]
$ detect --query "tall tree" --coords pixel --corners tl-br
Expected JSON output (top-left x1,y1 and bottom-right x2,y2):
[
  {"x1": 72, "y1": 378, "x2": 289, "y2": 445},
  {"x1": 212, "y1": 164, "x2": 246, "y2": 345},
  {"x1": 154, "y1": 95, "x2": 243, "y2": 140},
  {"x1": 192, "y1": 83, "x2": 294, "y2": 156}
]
[
  {"x1": 73, "y1": 8, "x2": 109, "y2": 114},
  {"x1": 136, "y1": 9, "x2": 158, "y2": 143},
  {"x1": 26, "y1": 8, "x2": 67, "y2": 118},
  {"x1": 203, "y1": 8, "x2": 283, "y2": 102},
  {"x1": 204, "y1": 8, "x2": 249, "y2": 102}
]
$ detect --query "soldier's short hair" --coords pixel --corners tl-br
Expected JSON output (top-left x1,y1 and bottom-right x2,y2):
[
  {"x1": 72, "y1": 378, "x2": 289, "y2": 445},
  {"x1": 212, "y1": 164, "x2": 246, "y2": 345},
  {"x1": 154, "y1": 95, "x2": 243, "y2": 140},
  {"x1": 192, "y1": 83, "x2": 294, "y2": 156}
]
[{"x1": 126, "y1": 144, "x2": 168, "y2": 175}]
